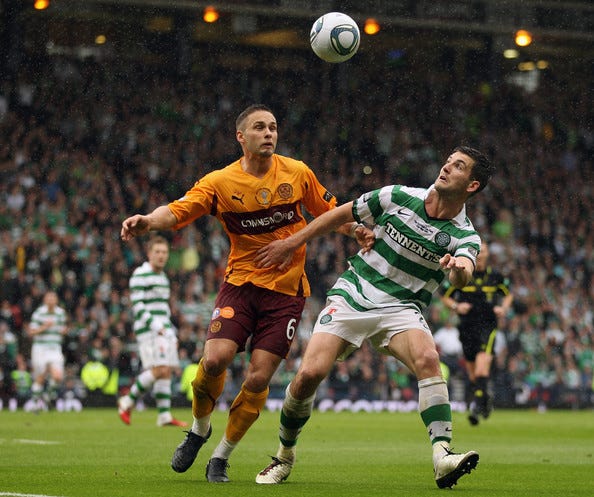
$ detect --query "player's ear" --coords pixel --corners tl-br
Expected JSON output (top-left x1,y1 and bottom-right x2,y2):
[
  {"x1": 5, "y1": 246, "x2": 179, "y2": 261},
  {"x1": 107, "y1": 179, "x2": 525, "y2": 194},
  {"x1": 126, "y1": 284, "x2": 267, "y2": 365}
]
[
  {"x1": 236, "y1": 129, "x2": 244, "y2": 144},
  {"x1": 466, "y1": 180, "x2": 480, "y2": 194}
]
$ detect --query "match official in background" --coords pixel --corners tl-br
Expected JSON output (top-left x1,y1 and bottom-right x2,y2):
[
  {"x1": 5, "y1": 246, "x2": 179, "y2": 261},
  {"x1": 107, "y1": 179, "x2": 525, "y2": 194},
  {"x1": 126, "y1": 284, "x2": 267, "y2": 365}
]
[{"x1": 441, "y1": 241, "x2": 513, "y2": 425}]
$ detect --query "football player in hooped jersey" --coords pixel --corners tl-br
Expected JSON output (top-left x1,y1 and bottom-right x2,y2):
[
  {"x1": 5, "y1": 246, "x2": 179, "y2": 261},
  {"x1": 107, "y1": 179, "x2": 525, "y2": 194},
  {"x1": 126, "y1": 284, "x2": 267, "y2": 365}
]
[
  {"x1": 117, "y1": 236, "x2": 188, "y2": 428},
  {"x1": 120, "y1": 104, "x2": 374, "y2": 483},
  {"x1": 253, "y1": 146, "x2": 495, "y2": 489}
]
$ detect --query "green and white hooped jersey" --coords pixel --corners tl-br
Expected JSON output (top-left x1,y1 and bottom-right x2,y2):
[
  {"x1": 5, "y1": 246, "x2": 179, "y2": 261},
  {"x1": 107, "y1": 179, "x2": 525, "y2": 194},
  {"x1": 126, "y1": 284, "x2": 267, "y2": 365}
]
[
  {"x1": 30, "y1": 305, "x2": 67, "y2": 347},
  {"x1": 328, "y1": 185, "x2": 480, "y2": 312},
  {"x1": 130, "y1": 261, "x2": 173, "y2": 336}
]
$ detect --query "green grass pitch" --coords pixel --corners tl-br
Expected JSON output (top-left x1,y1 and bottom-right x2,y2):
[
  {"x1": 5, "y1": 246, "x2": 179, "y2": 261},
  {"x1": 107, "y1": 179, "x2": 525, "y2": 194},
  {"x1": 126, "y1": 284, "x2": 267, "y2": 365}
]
[{"x1": 1, "y1": 407, "x2": 592, "y2": 497}]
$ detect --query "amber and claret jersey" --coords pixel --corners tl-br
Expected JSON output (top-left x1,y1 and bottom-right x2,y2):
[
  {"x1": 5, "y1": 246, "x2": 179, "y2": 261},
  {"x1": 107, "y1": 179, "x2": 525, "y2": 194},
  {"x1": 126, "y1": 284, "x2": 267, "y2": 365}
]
[{"x1": 168, "y1": 154, "x2": 337, "y2": 297}]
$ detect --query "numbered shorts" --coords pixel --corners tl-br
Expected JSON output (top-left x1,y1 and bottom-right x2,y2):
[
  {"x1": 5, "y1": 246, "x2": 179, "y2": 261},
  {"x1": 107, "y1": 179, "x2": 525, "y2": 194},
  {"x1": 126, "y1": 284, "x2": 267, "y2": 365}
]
[
  {"x1": 207, "y1": 282, "x2": 306, "y2": 358},
  {"x1": 31, "y1": 344, "x2": 65, "y2": 377},
  {"x1": 137, "y1": 328, "x2": 180, "y2": 369},
  {"x1": 312, "y1": 295, "x2": 432, "y2": 361}
]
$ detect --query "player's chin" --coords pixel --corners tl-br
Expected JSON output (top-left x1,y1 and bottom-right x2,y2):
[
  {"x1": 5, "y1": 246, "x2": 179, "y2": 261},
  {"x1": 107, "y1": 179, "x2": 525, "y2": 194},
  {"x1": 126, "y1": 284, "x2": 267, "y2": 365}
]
[{"x1": 258, "y1": 148, "x2": 274, "y2": 157}]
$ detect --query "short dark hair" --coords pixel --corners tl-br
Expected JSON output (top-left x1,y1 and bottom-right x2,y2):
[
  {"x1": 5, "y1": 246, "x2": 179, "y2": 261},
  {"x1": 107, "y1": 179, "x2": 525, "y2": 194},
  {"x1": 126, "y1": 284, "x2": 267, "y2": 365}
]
[
  {"x1": 454, "y1": 145, "x2": 495, "y2": 195},
  {"x1": 235, "y1": 104, "x2": 273, "y2": 131}
]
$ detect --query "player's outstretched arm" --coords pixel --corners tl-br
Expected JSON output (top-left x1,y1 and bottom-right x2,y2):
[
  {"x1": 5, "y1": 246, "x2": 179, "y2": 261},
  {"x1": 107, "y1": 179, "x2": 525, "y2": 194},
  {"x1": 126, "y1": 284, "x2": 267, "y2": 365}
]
[
  {"x1": 121, "y1": 206, "x2": 178, "y2": 241},
  {"x1": 349, "y1": 223, "x2": 375, "y2": 253},
  {"x1": 255, "y1": 202, "x2": 355, "y2": 268}
]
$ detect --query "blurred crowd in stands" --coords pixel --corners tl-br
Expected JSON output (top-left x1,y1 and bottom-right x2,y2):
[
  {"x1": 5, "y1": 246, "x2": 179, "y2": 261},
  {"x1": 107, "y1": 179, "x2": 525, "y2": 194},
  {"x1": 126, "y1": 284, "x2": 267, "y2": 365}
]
[{"x1": 0, "y1": 47, "x2": 592, "y2": 411}]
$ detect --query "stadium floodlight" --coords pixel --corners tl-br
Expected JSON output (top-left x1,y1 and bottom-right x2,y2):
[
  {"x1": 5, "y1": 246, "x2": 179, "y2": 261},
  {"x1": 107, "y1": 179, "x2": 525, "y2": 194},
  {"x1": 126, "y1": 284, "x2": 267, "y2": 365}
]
[
  {"x1": 34, "y1": 0, "x2": 50, "y2": 10},
  {"x1": 515, "y1": 29, "x2": 532, "y2": 47},
  {"x1": 203, "y1": 6, "x2": 220, "y2": 23},
  {"x1": 364, "y1": 18, "x2": 381, "y2": 36}
]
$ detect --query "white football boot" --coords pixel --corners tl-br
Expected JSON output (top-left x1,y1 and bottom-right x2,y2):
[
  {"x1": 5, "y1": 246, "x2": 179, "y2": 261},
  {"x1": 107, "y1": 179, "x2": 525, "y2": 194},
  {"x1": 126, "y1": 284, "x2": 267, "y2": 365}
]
[
  {"x1": 434, "y1": 449, "x2": 479, "y2": 488},
  {"x1": 256, "y1": 457, "x2": 293, "y2": 484}
]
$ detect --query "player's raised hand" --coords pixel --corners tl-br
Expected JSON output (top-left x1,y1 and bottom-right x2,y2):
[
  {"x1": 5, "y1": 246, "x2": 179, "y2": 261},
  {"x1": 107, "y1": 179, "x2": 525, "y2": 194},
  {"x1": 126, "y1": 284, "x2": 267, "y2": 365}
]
[
  {"x1": 121, "y1": 215, "x2": 151, "y2": 241},
  {"x1": 353, "y1": 224, "x2": 375, "y2": 253},
  {"x1": 440, "y1": 253, "x2": 473, "y2": 288},
  {"x1": 440, "y1": 253, "x2": 463, "y2": 272}
]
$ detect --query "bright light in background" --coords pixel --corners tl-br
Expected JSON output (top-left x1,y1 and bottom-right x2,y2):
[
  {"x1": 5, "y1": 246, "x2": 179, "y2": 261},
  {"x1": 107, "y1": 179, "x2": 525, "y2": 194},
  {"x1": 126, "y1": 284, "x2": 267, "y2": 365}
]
[
  {"x1": 95, "y1": 35, "x2": 107, "y2": 45},
  {"x1": 203, "y1": 6, "x2": 219, "y2": 23},
  {"x1": 34, "y1": 0, "x2": 50, "y2": 10},
  {"x1": 515, "y1": 29, "x2": 532, "y2": 47},
  {"x1": 503, "y1": 48, "x2": 519, "y2": 59},
  {"x1": 364, "y1": 18, "x2": 380, "y2": 35},
  {"x1": 518, "y1": 61, "x2": 536, "y2": 71}
]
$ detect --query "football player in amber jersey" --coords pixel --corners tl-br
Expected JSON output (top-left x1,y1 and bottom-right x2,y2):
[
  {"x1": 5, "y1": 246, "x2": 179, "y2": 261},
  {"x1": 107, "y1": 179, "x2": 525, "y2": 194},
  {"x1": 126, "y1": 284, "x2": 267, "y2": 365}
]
[{"x1": 121, "y1": 104, "x2": 374, "y2": 483}]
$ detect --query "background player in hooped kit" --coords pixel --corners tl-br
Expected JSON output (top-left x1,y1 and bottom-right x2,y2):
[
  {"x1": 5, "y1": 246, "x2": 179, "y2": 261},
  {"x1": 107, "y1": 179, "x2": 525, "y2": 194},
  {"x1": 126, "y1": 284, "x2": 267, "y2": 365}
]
[
  {"x1": 27, "y1": 290, "x2": 68, "y2": 409},
  {"x1": 117, "y1": 235, "x2": 188, "y2": 428},
  {"x1": 120, "y1": 104, "x2": 374, "y2": 483}
]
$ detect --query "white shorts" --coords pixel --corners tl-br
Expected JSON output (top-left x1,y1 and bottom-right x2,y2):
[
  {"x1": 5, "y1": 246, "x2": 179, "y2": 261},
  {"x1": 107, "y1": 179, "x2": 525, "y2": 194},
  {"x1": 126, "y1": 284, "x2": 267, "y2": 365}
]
[
  {"x1": 312, "y1": 296, "x2": 432, "y2": 360},
  {"x1": 137, "y1": 328, "x2": 180, "y2": 369},
  {"x1": 31, "y1": 344, "x2": 65, "y2": 377}
]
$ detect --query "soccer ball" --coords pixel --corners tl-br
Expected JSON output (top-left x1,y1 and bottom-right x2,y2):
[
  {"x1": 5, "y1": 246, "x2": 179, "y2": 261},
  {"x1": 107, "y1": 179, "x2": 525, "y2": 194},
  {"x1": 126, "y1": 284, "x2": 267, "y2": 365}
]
[{"x1": 310, "y1": 12, "x2": 360, "y2": 63}]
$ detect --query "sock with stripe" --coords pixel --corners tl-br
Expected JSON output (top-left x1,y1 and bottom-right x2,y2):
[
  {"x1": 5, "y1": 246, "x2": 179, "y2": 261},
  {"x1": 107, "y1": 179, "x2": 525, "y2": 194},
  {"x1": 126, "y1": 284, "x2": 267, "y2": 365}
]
[
  {"x1": 154, "y1": 378, "x2": 173, "y2": 424},
  {"x1": 129, "y1": 369, "x2": 155, "y2": 403},
  {"x1": 418, "y1": 376, "x2": 453, "y2": 467},
  {"x1": 275, "y1": 384, "x2": 316, "y2": 464}
]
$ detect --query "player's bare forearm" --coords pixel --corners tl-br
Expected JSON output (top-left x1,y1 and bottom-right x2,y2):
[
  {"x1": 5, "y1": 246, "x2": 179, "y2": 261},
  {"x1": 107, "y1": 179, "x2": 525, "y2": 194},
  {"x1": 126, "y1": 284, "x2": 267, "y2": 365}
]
[
  {"x1": 449, "y1": 269, "x2": 472, "y2": 288},
  {"x1": 255, "y1": 202, "x2": 355, "y2": 268},
  {"x1": 27, "y1": 323, "x2": 49, "y2": 336},
  {"x1": 298, "y1": 202, "x2": 355, "y2": 245},
  {"x1": 495, "y1": 294, "x2": 514, "y2": 317},
  {"x1": 336, "y1": 221, "x2": 375, "y2": 253},
  {"x1": 121, "y1": 206, "x2": 177, "y2": 241}
]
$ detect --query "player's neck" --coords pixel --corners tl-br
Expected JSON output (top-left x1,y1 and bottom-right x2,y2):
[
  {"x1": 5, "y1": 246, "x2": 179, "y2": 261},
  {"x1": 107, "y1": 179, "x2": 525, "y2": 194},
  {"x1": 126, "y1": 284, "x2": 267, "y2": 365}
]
[
  {"x1": 425, "y1": 190, "x2": 464, "y2": 220},
  {"x1": 241, "y1": 155, "x2": 273, "y2": 178}
]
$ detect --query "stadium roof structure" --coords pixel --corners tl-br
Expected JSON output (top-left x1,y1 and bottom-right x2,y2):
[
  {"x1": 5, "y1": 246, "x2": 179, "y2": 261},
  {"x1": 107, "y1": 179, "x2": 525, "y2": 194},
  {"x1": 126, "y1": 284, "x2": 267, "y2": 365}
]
[{"x1": 2, "y1": 0, "x2": 593, "y2": 77}]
